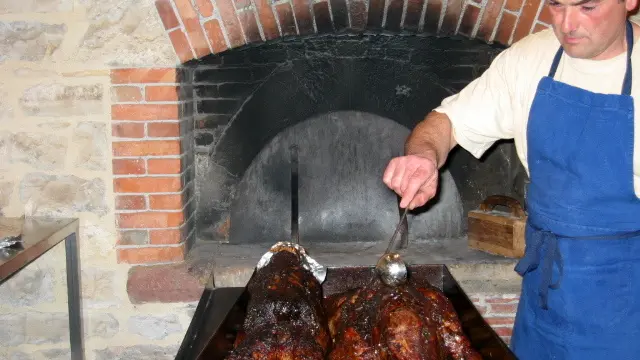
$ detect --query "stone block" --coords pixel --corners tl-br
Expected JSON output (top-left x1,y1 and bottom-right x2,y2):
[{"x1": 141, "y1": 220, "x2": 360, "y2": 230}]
[
  {"x1": 38, "y1": 349, "x2": 70, "y2": 360},
  {"x1": 80, "y1": 268, "x2": 121, "y2": 308},
  {"x1": 66, "y1": 0, "x2": 176, "y2": 66},
  {"x1": 0, "y1": 22, "x2": 66, "y2": 62},
  {"x1": 0, "y1": 83, "x2": 12, "y2": 123},
  {"x1": 94, "y1": 344, "x2": 179, "y2": 360},
  {"x1": 0, "y1": 312, "x2": 69, "y2": 346},
  {"x1": 0, "y1": 313, "x2": 25, "y2": 346},
  {"x1": 73, "y1": 122, "x2": 108, "y2": 170},
  {"x1": 0, "y1": 177, "x2": 14, "y2": 211},
  {"x1": 9, "y1": 132, "x2": 68, "y2": 170},
  {"x1": 20, "y1": 83, "x2": 103, "y2": 117},
  {"x1": 0, "y1": 267, "x2": 55, "y2": 307},
  {"x1": 19, "y1": 173, "x2": 108, "y2": 217},
  {"x1": 85, "y1": 313, "x2": 119, "y2": 338},
  {"x1": 127, "y1": 314, "x2": 182, "y2": 340},
  {"x1": 0, "y1": 0, "x2": 73, "y2": 13}
]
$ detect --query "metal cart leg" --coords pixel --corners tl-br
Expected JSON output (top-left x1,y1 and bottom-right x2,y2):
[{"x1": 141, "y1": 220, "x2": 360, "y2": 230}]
[{"x1": 65, "y1": 231, "x2": 84, "y2": 360}]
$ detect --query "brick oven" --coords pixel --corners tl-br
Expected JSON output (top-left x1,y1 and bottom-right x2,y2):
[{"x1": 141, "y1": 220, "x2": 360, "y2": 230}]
[
  {"x1": 111, "y1": 0, "x2": 550, "y2": 262},
  {"x1": 110, "y1": 0, "x2": 553, "y2": 341},
  {"x1": 0, "y1": 0, "x2": 554, "y2": 356}
]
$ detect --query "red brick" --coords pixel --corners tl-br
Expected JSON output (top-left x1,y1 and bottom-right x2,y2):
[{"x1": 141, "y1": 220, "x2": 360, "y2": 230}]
[
  {"x1": 147, "y1": 158, "x2": 182, "y2": 174},
  {"x1": 533, "y1": 22, "x2": 550, "y2": 33},
  {"x1": 512, "y1": 0, "x2": 541, "y2": 43},
  {"x1": 150, "y1": 194, "x2": 184, "y2": 210},
  {"x1": 112, "y1": 123, "x2": 145, "y2": 138},
  {"x1": 458, "y1": 4, "x2": 481, "y2": 36},
  {"x1": 111, "y1": 68, "x2": 177, "y2": 84},
  {"x1": 495, "y1": 12, "x2": 517, "y2": 45},
  {"x1": 275, "y1": 3, "x2": 296, "y2": 36},
  {"x1": 195, "y1": 0, "x2": 215, "y2": 17},
  {"x1": 203, "y1": 19, "x2": 230, "y2": 53},
  {"x1": 126, "y1": 262, "x2": 203, "y2": 302},
  {"x1": 116, "y1": 195, "x2": 147, "y2": 210},
  {"x1": 112, "y1": 140, "x2": 181, "y2": 156},
  {"x1": 424, "y1": 0, "x2": 443, "y2": 33},
  {"x1": 255, "y1": 0, "x2": 279, "y2": 40},
  {"x1": 489, "y1": 303, "x2": 518, "y2": 314},
  {"x1": 403, "y1": 0, "x2": 425, "y2": 30},
  {"x1": 117, "y1": 245, "x2": 185, "y2": 264},
  {"x1": 348, "y1": 0, "x2": 367, "y2": 31},
  {"x1": 504, "y1": 0, "x2": 523, "y2": 11},
  {"x1": 150, "y1": 229, "x2": 183, "y2": 244},
  {"x1": 476, "y1": 0, "x2": 505, "y2": 41},
  {"x1": 440, "y1": 0, "x2": 463, "y2": 35},
  {"x1": 168, "y1": 28, "x2": 195, "y2": 63},
  {"x1": 111, "y1": 86, "x2": 143, "y2": 102},
  {"x1": 112, "y1": 104, "x2": 179, "y2": 121},
  {"x1": 238, "y1": 10, "x2": 263, "y2": 44},
  {"x1": 313, "y1": 2, "x2": 333, "y2": 33},
  {"x1": 183, "y1": 17, "x2": 212, "y2": 58},
  {"x1": 292, "y1": 0, "x2": 314, "y2": 34},
  {"x1": 174, "y1": 0, "x2": 198, "y2": 19},
  {"x1": 493, "y1": 327, "x2": 514, "y2": 337},
  {"x1": 117, "y1": 211, "x2": 184, "y2": 228},
  {"x1": 148, "y1": 122, "x2": 180, "y2": 137},
  {"x1": 145, "y1": 86, "x2": 179, "y2": 102},
  {"x1": 114, "y1": 177, "x2": 182, "y2": 193},
  {"x1": 486, "y1": 297, "x2": 520, "y2": 303},
  {"x1": 537, "y1": 3, "x2": 552, "y2": 24},
  {"x1": 485, "y1": 316, "x2": 515, "y2": 326},
  {"x1": 113, "y1": 159, "x2": 146, "y2": 175},
  {"x1": 155, "y1": 0, "x2": 181, "y2": 30},
  {"x1": 217, "y1": 0, "x2": 246, "y2": 47}
]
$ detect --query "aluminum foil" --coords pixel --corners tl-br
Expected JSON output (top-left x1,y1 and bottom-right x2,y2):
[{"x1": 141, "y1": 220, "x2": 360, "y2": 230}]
[
  {"x1": 0, "y1": 235, "x2": 22, "y2": 249},
  {"x1": 256, "y1": 241, "x2": 327, "y2": 283}
]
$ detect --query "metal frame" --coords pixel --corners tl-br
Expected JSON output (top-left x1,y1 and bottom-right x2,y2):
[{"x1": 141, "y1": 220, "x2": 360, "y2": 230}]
[{"x1": 0, "y1": 217, "x2": 84, "y2": 360}]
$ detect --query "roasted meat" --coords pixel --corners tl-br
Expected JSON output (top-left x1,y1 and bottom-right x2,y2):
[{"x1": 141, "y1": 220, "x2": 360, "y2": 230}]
[
  {"x1": 225, "y1": 244, "x2": 331, "y2": 360},
  {"x1": 325, "y1": 278, "x2": 482, "y2": 360}
]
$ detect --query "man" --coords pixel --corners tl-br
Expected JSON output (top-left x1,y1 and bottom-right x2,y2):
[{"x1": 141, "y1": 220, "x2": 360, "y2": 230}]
[{"x1": 383, "y1": 1, "x2": 640, "y2": 359}]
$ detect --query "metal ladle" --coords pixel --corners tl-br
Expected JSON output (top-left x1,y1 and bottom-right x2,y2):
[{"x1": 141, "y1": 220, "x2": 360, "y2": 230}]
[{"x1": 375, "y1": 207, "x2": 409, "y2": 286}]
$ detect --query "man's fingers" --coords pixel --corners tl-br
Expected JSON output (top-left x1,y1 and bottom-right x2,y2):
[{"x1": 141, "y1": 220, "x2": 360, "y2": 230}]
[
  {"x1": 382, "y1": 160, "x2": 397, "y2": 186},
  {"x1": 400, "y1": 171, "x2": 425, "y2": 208}
]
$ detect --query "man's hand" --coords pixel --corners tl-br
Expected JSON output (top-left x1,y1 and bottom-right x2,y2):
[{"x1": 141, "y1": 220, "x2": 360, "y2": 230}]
[{"x1": 383, "y1": 154, "x2": 439, "y2": 210}]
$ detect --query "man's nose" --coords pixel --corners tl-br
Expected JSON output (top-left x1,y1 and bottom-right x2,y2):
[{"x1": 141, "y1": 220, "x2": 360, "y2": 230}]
[{"x1": 560, "y1": 8, "x2": 578, "y2": 33}]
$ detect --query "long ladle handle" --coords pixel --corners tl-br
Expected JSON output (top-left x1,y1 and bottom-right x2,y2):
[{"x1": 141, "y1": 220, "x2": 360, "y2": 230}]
[
  {"x1": 385, "y1": 207, "x2": 409, "y2": 253},
  {"x1": 290, "y1": 144, "x2": 299, "y2": 244}
]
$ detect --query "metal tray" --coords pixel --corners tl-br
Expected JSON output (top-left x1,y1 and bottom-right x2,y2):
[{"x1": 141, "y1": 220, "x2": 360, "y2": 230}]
[{"x1": 174, "y1": 263, "x2": 517, "y2": 360}]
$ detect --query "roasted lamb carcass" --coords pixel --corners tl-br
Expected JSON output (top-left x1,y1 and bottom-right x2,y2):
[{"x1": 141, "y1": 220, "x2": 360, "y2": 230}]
[
  {"x1": 225, "y1": 243, "x2": 330, "y2": 360},
  {"x1": 325, "y1": 277, "x2": 482, "y2": 360}
]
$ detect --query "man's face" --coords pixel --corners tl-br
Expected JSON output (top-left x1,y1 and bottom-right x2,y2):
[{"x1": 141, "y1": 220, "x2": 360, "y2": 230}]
[{"x1": 547, "y1": 0, "x2": 637, "y2": 60}]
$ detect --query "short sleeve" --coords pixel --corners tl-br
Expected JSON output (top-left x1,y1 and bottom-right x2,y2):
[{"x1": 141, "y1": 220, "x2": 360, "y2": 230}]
[{"x1": 434, "y1": 48, "x2": 517, "y2": 159}]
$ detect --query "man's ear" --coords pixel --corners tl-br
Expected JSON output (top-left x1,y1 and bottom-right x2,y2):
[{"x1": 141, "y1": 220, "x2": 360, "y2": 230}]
[{"x1": 627, "y1": 0, "x2": 639, "y2": 13}]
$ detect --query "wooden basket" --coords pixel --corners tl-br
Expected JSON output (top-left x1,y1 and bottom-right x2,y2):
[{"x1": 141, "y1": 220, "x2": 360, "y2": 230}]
[{"x1": 467, "y1": 195, "x2": 526, "y2": 258}]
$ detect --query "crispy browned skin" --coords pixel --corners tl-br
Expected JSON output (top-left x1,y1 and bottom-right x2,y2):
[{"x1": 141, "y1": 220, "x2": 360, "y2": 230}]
[
  {"x1": 326, "y1": 279, "x2": 482, "y2": 360},
  {"x1": 225, "y1": 247, "x2": 330, "y2": 359}
]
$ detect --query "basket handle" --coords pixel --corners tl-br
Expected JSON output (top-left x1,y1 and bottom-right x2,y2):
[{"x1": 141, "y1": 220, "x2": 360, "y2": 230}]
[{"x1": 479, "y1": 195, "x2": 525, "y2": 218}]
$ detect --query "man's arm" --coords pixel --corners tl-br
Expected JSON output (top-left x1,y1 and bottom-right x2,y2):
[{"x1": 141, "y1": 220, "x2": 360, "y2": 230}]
[
  {"x1": 383, "y1": 111, "x2": 457, "y2": 209},
  {"x1": 405, "y1": 110, "x2": 458, "y2": 169}
]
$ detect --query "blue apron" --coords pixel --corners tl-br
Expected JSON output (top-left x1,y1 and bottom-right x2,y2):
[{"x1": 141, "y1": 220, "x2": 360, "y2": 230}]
[{"x1": 510, "y1": 20, "x2": 640, "y2": 360}]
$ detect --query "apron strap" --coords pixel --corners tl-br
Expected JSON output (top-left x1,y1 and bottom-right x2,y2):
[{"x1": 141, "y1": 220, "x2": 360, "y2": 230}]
[
  {"x1": 515, "y1": 224, "x2": 640, "y2": 310},
  {"x1": 548, "y1": 19, "x2": 634, "y2": 95}
]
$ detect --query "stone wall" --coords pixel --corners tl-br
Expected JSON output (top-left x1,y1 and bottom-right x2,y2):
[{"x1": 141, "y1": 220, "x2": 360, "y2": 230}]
[{"x1": 0, "y1": 1, "x2": 193, "y2": 359}]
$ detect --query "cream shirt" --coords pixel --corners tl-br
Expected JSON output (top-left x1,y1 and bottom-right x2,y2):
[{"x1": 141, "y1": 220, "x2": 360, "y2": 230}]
[{"x1": 435, "y1": 24, "x2": 640, "y2": 198}]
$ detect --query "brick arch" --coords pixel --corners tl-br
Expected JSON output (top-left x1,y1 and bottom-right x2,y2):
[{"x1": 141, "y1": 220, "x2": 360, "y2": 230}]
[{"x1": 154, "y1": 0, "x2": 552, "y2": 63}]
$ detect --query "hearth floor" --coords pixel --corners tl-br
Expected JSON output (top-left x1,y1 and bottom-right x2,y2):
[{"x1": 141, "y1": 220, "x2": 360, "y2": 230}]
[{"x1": 186, "y1": 236, "x2": 521, "y2": 291}]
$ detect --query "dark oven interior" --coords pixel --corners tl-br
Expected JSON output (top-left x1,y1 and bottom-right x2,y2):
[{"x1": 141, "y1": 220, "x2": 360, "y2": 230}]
[{"x1": 187, "y1": 31, "x2": 528, "y2": 249}]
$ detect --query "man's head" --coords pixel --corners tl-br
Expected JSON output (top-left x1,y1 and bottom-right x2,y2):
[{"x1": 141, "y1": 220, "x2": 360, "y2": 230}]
[{"x1": 547, "y1": 0, "x2": 637, "y2": 60}]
